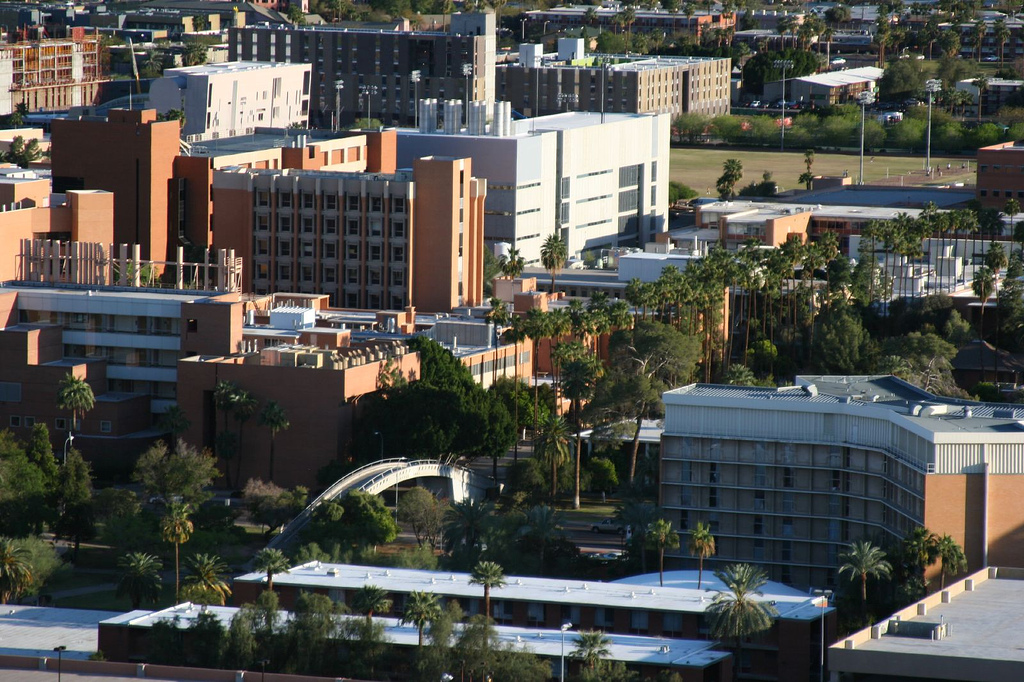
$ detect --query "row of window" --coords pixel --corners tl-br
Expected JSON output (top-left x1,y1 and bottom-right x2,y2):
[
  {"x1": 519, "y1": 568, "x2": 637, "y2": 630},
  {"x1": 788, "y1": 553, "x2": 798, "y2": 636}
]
[
  {"x1": 978, "y1": 188, "x2": 1024, "y2": 199},
  {"x1": 256, "y1": 191, "x2": 407, "y2": 214},
  {"x1": 8, "y1": 415, "x2": 111, "y2": 433},
  {"x1": 256, "y1": 214, "x2": 408, "y2": 239}
]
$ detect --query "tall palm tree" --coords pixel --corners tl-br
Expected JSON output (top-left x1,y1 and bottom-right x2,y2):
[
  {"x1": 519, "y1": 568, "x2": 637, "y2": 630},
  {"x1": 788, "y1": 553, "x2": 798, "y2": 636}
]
[
  {"x1": 503, "y1": 320, "x2": 527, "y2": 463},
  {"x1": 158, "y1": 405, "x2": 191, "y2": 453},
  {"x1": 401, "y1": 590, "x2": 441, "y2": 646},
  {"x1": 519, "y1": 504, "x2": 564, "y2": 574},
  {"x1": 708, "y1": 564, "x2": 778, "y2": 682},
  {"x1": 838, "y1": 540, "x2": 891, "y2": 615},
  {"x1": 688, "y1": 521, "x2": 716, "y2": 589},
  {"x1": 352, "y1": 585, "x2": 392, "y2": 622},
  {"x1": 0, "y1": 538, "x2": 32, "y2": 604},
  {"x1": 116, "y1": 552, "x2": 162, "y2": 610},
  {"x1": 1005, "y1": 198, "x2": 1022, "y2": 254},
  {"x1": 182, "y1": 553, "x2": 232, "y2": 605},
  {"x1": 540, "y1": 233, "x2": 568, "y2": 294},
  {"x1": 442, "y1": 498, "x2": 494, "y2": 554},
  {"x1": 258, "y1": 400, "x2": 290, "y2": 482},
  {"x1": 973, "y1": 265, "x2": 996, "y2": 379},
  {"x1": 936, "y1": 534, "x2": 967, "y2": 589},
  {"x1": 161, "y1": 503, "x2": 194, "y2": 603},
  {"x1": 562, "y1": 356, "x2": 601, "y2": 509},
  {"x1": 572, "y1": 630, "x2": 611, "y2": 670},
  {"x1": 233, "y1": 389, "x2": 259, "y2": 485},
  {"x1": 903, "y1": 526, "x2": 941, "y2": 582},
  {"x1": 995, "y1": 17, "x2": 1010, "y2": 64},
  {"x1": 647, "y1": 519, "x2": 681, "y2": 587},
  {"x1": 534, "y1": 413, "x2": 571, "y2": 500},
  {"x1": 253, "y1": 548, "x2": 291, "y2": 592},
  {"x1": 499, "y1": 247, "x2": 525, "y2": 279},
  {"x1": 213, "y1": 380, "x2": 238, "y2": 484},
  {"x1": 57, "y1": 372, "x2": 95, "y2": 433},
  {"x1": 469, "y1": 560, "x2": 507, "y2": 620},
  {"x1": 615, "y1": 501, "x2": 658, "y2": 574}
]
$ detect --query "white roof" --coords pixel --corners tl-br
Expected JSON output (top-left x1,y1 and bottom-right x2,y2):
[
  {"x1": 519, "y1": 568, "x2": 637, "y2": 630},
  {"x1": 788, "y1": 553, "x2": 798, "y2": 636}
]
[
  {"x1": 0, "y1": 606, "x2": 116, "y2": 660},
  {"x1": 792, "y1": 66, "x2": 884, "y2": 88},
  {"x1": 103, "y1": 603, "x2": 730, "y2": 669},
  {"x1": 233, "y1": 563, "x2": 820, "y2": 618},
  {"x1": 164, "y1": 61, "x2": 309, "y2": 77}
]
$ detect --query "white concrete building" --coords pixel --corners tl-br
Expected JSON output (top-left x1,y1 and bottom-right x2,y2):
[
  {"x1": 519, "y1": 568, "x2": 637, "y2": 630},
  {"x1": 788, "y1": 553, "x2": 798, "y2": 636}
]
[
  {"x1": 396, "y1": 110, "x2": 669, "y2": 265},
  {"x1": 150, "y1": 61, "x2": 311, "y2": 141}
]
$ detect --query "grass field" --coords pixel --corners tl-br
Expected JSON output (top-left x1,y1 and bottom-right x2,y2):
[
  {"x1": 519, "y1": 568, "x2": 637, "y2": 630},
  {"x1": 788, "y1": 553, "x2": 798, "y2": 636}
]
[{"x1": 670, "y1": 148, "x2": 972, "y2": 197}]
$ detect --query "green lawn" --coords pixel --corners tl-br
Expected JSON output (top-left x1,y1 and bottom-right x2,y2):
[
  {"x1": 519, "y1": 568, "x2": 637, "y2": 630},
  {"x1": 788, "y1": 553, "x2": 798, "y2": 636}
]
[
  {"x1": 670, "y1": 148, "x2": 972, "y2": 197},
  {"x1": 54, "y1": 586, "x2": 179, "y2": 612}
]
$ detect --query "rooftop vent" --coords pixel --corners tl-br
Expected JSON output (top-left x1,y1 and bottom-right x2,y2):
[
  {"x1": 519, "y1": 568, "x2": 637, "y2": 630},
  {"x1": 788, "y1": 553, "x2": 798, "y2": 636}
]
[{"x1": 328, "y1": 568, "x2": 341, "y2": 576}]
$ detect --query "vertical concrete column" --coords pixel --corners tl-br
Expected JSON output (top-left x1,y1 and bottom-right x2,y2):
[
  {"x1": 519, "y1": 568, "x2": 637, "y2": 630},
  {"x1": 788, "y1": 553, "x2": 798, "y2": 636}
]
[
  {"x1": 176, "y1": 246, "x2": 184, "y2": 289},
  {"x1": 132, "y1": 244, "x2": 142, "y2": 287}
]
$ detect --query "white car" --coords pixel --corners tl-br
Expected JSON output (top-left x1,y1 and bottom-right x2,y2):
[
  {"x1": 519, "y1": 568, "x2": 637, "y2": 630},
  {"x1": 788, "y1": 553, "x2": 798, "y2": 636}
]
[{"x1": 830, "y1": 57, "x2": 847, "y2": 66}]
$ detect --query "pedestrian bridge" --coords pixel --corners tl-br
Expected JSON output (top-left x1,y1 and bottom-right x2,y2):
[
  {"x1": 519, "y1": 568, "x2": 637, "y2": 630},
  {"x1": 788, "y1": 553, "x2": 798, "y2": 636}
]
[{"x1": 267, "y1": 458, "x2": 491, "y2": 549}]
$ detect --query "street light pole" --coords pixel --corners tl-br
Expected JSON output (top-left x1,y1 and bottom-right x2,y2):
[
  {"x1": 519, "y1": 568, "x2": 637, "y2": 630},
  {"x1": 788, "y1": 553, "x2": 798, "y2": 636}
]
[
  {"x1": 560, "y1": 622, "x2": 572, "y2": 682},
  {"x1": 53, "y1": 645, "x2": 66, "y2": 682},
  {"x1": 462, "y1": 62, "x2": 473, "y2": 128},
  {"x1": 334, "y1": 79, "x2": 344, "y2": 133},
  {"x1": 63, "y1": 432, "x2": 74, "y2": 466},
  {"x1": 813, "y1": 589, "x2": 833, "y2": 682},
  {"x1": 925, "y1": 78, "x2": 941, "y2": 174},
  {"x1": 858, "y1": 90, "x2": 875, "y2": 185},
  {"x1": 773, "y1": 59, "x2": 793, "y2": 152},
  {"x1": 359, "y1": 84, "x2": 379, "y2": 128},
  {"x1": 410, "y1": 70, "x2": 421, "y2": 129},
  {"x1": 259, "y1": 658, "x2": 270, "y2": 682}
]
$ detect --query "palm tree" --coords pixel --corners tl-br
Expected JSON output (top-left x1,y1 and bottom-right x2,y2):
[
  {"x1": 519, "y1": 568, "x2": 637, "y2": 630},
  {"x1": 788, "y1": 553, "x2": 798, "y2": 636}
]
[
  {"x1": 116, "y1": 552, "x2": 162, "y2": 610},
  {"x1": 519, "y1": 505, "x2": 564, "y2": 574},
  {"x1": 158, "y1": 405, "x2": 191, "y2": 453},
  {"x1": 572, "y1": 630, "x2": 611, "y2": 670},
  {"x1": 707, "y1": 564, "x2": 778, "y2": 682},
  {"x1": 936, "y1": 534, "x2": 967, "y2": 589},
  {"x1": 469, "y1": 560, "x2": 507, "y2": 620},
  {"x1": 973, "y1": 265, "x2": 996, "y2": 379},
  {"x1": 401, "y1": 590, "x2": 441, "y2": 646},
  {"x1": 182, "y1": 553, "x2": 232, "y2": 605},
  {"x1": 838, "y1": 540, "x2": 891, "y2": 615},
  {"x1": 647, "y1": 519, "x2": 680, "y2": 587},
  {"x1": 1005, "y1": 198, "x2": 1022, "y2": 254},
  {"x1": 561, "y1": 356, "x2": 601, "y2": 509},
  {"x1": 352, "y1": 584, "x2": 392, "y2": 622},
  {"x1": 688, "y1": 521, "x2": 716, "y2": 589},
  {"x1": 258, "y1": 400, "x2": 290, "y2": 482},
  {"x1": 903, "y1": 526, "x2": 941, "y2": 582},
  {"x1": 161, "y1": 503, "x2": 194, "y2": 603},
  {"x1": 540, "y1": 233, "x2": 568, "y2": 294},
  {"x1": 616, "y1": 501, "x2": 658, "y2": 574},
  {"x1": 253, "y1": 548, "x2": 291, "y2": 592},
  {"x1": 995, "y1": 17, "x2": 1010, "y2": 64},
  {"x1": 499, "y1": 247, "x2": 525, "y2": 279},
  {"x1": 57, "y1": 372, "x2": 94, "y2": 433},
  {"x1": 442, "y1": 498, "x2": 494, "y2": 554},
  {"x1": 503, "y1": 320, "x2": 527, "y2": 463},
  {"x1": 0, "y1": 538, "x2": 32, "y2": 604},
  {"x1": 213, "y1": 380, "x2": 238, "y2": 484},
  {"x1": 973, "y1": 76, "x2": 989, "y2": 121},
  {"x1": 534, "y1": 413, "x2": 571, "y2": 500},
  {"x1": 233, "y1": 389, "x2": 259, "y2": 485}
]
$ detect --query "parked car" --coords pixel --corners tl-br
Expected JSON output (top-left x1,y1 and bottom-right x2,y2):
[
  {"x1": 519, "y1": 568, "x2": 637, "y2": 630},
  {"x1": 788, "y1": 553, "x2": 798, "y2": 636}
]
[
  {"x1": 983, "y1": 55, "x2": 999, "y2": 62},
  {"x1": 749, "y1": 100, "x2": 762, "y2": 108},
  {"x1": 591, "y1": 518, "x2": 626, "y2": 534},
  {"x1": 830, "y1": 57, "x2": 847, "y2": 66}
]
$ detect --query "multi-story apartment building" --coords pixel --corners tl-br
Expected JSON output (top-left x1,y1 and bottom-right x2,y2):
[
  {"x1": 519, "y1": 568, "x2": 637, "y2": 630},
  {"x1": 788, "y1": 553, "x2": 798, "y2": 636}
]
[
  {"x1": 957, "y1": 77, "x2": 1024, "y2": 118},
  {"x1": 660, "y1": 375, "x2": 1024, "y2": 589},
  {"x1": 227, "y1": 13, "x2": 496, "y2": 127},
  {"x1": 211, "y1": 149, "x2": 486, "y2": 313},
  {"x1": 524, "y1": 5, "x2": 734, "y2": 37},
  {"x1": 496, "y1": 44, "x2": 731, "y2": 118},
  {"x1": 150, "y1": 61, "x2": 312, "y2": 140},
  {"x1": 975, "y1": 141, "x2": 1024, "y2": 210},
  {"x1": 0, "y1": 28, "x2": 107, "y2": 114},
  {"x1": 396, "y1": 110, "x2": 669, "y2": 264}
]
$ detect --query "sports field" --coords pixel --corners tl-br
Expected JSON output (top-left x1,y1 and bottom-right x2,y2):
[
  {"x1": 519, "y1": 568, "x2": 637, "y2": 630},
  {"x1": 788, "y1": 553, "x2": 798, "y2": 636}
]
[{"x1": 670, "y1": 148, "x2": 973, "y2": 197}]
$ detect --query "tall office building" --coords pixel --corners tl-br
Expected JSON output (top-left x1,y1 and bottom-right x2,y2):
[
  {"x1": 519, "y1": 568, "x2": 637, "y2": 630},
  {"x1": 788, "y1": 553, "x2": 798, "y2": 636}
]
[
  {"x1": 660, "y1": 375, "x2": 1024, "y2": 589},
  {"x1": 227, "y1": 13, "x2": 496, "y2": 127}
]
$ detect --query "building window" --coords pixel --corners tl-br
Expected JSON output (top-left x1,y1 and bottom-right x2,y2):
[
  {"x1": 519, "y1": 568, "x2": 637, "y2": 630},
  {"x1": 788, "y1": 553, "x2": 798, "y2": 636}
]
[
  {"x1": 301, "y1": 192, "x2": 315, "y2": 209},
  {"x1": 346, "y1": 267, "x2": 359, "y2": 285},
  {"x1": 370, "y1": 245, "x2": 382, "y2": 261},
  {"x1": 783, "y1": 467, "x2": 794, "y2": 488},
  {"x1": 301, "y1": 240, "x2": 315, "y2": 258},
  {"x1": 256, "y1": 239, "x2": 269, "y2": 256},
  {"x1": 781, "y1": 540, "x2": 792, "y2": 562},
  {"x1": 347, "y1": 195, "x2": 360, "y2": 211},
  {"x1": 392, "y1": 197, "x2": 406, "y2": 213},
  {"x1": 753, "y1": 538, "x2": 765, "y2": 560},
  {"x1": 346, "y1": 243, "x2": 360, "y2": 260},
  {"x1": 256, "y1": 191, "x2": 270, "y2": 207},
  {"x1": 9, "y1": 416, "x2": 21, "y2": 428},
  {"x1": 256, "y1": 214, "x2": 269, "y2": 232},
  {"x1": 278, "y1": 264, "x2": 292, "y2": 280},
  {"x1": 391, "y1": 246, "x2": 405, "y2": 263},
  {"x1": 346, "y1": 219, "x2": 360, "y2": 236},
  {"x1": 278, "y1": 215, "x2": 292, "y2": 232},
  {"x1": 100, "y1": 420, "x2": 112, "y2": 434},
  {"x1": 708, "y1": 487, "x2": 717, "y2": 508},
  {"x1": 782, "y1": 492, "x2": 794, "y2": 513},
  {"x1": 754, "y1": 490, "x2": 765, "y2": 510},
  {"x1": 278, "y1": 240, "x2": 292, "y2": 257},
  {"x1": 709, "y1": 463, "x2": 719, "y2": 483},
  {"x1": 370, "y1": 196, "x2": 383, "y2": 213},
  {"x1": 392, "y1": 221, "x2": 406, "y2": 238},
  {"x1": 629, "y1": 610, "x2": 648, "y2": 634},
  {"x1": 55, "y1": 417, "x2": 68, "y2": 431},
  {"x1": 370, "y1": 217, "x2": 383, "y2": 236},
  {"x1": 301, "y1": 265, "x2": 314, "y2": 282},
  {"x1": 324, "y1": 242, "x2": 338, "y2": 259},
  {"x1": 324, "y1": 217, "x2": 338, "y2": 234},
  {"x1": 527, "y1": 602, "x2": 544, "y2": 624},
  {"x1": 301, "y1": 216, "x2": 315, "y2": 233},
  {"x1": 782, "y1": 517, "x2": 794, "y2": 537},
  {"x1": 24, "y1": 416, "x2": 34, "y2": 427},
  {"x1": 392, "y1": 268, "x2": 405, "y2": 286},
  {"x1": 753, "y1": 515, "x2": 763, "y2": 535},
  {"x1": 278, "y1": 191, "x2": 292, "y2": 208},
  {"x1": 324, "y1": 194, "x2": 338, "y2": 211},
  {"x1": 754, "y1": 465, "x2": 766, "y2": 486},
  {"x1": 0, "y1": 382, "x2": 23, "y2": 402}
]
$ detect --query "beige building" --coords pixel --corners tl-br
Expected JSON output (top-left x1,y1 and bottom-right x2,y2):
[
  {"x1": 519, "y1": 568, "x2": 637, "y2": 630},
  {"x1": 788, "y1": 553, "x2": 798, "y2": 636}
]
[
  {"x1": 660, "y1": 375, "x2": 1024, "y2": 589},
  {"x1": 150, "y1": 61, "x2": 312, "y2": 141},
  {"x1": 0, "y1": 29, "x2": 106, "y2": 114}
]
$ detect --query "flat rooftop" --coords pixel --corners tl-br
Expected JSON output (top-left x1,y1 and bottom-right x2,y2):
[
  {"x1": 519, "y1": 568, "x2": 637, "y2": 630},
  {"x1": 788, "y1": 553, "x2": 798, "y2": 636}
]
[
  {"x1": 1, "y1": 281, "x2": 228, "y2": 304},
  {"x1": 103, "y1": 602, "x2": 730, "y2": 669},
  {"x1": 0, "y1": 606, "x2": 115, "y2": 660},
  {"x1": 189, "y1": 127, "x2": 363, "y2": 157},
  {"x1": 789, "y1": 66, "x2": 884, "y2": 87},
  {"x1": 232, "y1": 563, "x2": 821, "y2": 619},
  {"x1": 165, "y1": 61, "x2": 307, "y2": 76}
]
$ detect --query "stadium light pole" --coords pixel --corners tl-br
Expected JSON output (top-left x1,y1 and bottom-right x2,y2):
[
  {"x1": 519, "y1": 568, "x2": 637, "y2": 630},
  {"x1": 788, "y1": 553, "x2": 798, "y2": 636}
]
[
  {"x1": 925, "y1": 78, "x2": 942, "y2": 174},
  {"x1": 773, "y1": 59, "x2": 793, "y2": 151},
  {"x1": 410, "y1": 69, "x2": 421, "y2": 129},
  {"x1": 859, "y1": 90, "x2": 876, "y2": 185}
]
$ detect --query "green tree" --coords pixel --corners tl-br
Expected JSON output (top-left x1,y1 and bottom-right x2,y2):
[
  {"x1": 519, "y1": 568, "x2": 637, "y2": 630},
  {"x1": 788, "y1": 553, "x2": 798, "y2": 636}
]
[
  {"x1": 647, "y1": 518, "x2": 680, "y2": 587},
  {"x1": 442, "y1": 498, "x2": 493, "y2": 558},
  {"x1": 158, "y1": 405, "x2": 191, "y2": 453},
  {"x1": 232, "y1": 390, "x2": 259, "y2": 486},
  {"x1": 24, "y1": 423, "x2": 57, "y2": 489},
  {"x1": 132, "y1": 441, "x2": 219, "y2": 507},
  {"x1": 519, "y1": 504, "x2": 564, "y2": 574},
  {"x1": 161, "y1": 503, "x2": 194, "y2": 602},
  {"x1": 534, "y1": 413, "x2": 571, "y2": 500},
  {"x1": 0, "y1": 537, "x2": 32, "y2": 604},
  {"x1": 2, "y1": 136, "x2": 42, "y2": 168},
  {"x1": 284, "y1": 592, "x2": 341, "y2": 674},
  {"x1": 226, "y1": 591, "x2": 280, "y2": 669},
  {"x1": 0, "y1": 432, "x2": 50, "y2": 536},
  {"x1": 688, "y1": 521, "x2": 716, "y2": 589},
  {"x1": 936, "y1": 534, "x2": 967, "y2": 589},
  {"x1": 973, "y1": 265, "x2": 996, "y2": 377},
  {"x1": 716, "y1": 158, "x2": 743, "y2": 199},
  {"x1": 1005, "y1": 198, "x2": 1022, "y2": 253},
  {"x1": 616, "y1": 501, "x2": 658, "y2": 574},
  {"x1": 116, "y1": 552, "x2": 162, "y2": 609},
  {"x1": 257, "y1": 400, "x2": 290, "y2": 483},
  {"x1": 52, "y1": 448, "x2": 94, "y2": 560},
  {"x1": 540, "y1": 233, "x2": 568, "y2": 293},
  {"x1": 813, "y1": 309, "x2": 872, "y2": 374},
  {"x1": 499, "y1": 247, "x2": 525, "y2": 279},
  {"x1": 469, "y1": 560, "x2": 506, "y2": 619},
  {"x1": 397, "y1": 486, "x2": 445, "y2": 549},
  {"x1": 182, "y1": 41, "x2": 207, "y2": 66},
  {"x1": 253, "y1": 548, "x2": 290, "y2": 592},
  {"x1": 352, "y1": 584, "x2": 392, "y2": 621},
  {"x1": 838, "y1": 540, "x2": 891, "y2": 616},
  {"x1": 903, "y1": 526, "x2": 940, "y2": 582},
  {"x1": 572, "y1": 630, "x2": 612, "y2": 671},
  {"x1": 187, "y1": 610, "x2": 227, "y2": 669},
  {"x1": 707, "y1": 564, "x2": 778, "y2": 681},
  {"x1": 401, "y1": 590, "x2": 441, "y2": 646},
  {"x1": 56, "y1": 372, "x2": 94, "y2": 432},
  {"x1": 182, "y1": 553, "x2": 231, "y2": 605}
]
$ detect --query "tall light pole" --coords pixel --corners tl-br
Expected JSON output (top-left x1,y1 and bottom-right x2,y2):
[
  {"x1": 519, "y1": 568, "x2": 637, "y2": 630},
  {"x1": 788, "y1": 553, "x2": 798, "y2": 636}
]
[
  {"x1": 53, "y1": 646, "x2": 66, "y2": 682},
  {"x1": 259, "y1": 658, "x2": 270, "y2": 682},
  {"x1": 858, "y1": 90, "x2": 875, "y2": 185},
  {"x1": 63, "y1": 432, "x2": 74, "y2": 465},
  {"x1": 925, "y1": 78, "x2": 942, "y2": 174},
  {"x1": 410, "y1": 69, "x2": 421, "y2": 129},
  {"x1": 773, "y1": 59, "x2": 793, "y2": 151},
  {"x1": 334, "y1": 79, "x2": 344, "y2": 132},
  {"x1": 557, "y1": 92, "x2": 578, "y2": 112},
  {"x1": 813, "y1": 589, "x2": 833, "y2": 682},
  {"x1": 560, "y1": 621, "x2": 572, "y2": 682},
  {"x1": 359, "y1": 84, "x2": 379, "y2": 128},
  {"x1": 462, "y1": 62, "x2": 473, "y2": 127}
]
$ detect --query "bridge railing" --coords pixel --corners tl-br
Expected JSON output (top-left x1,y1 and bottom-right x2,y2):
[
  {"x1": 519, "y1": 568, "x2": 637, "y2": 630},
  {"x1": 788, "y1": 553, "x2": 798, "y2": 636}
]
[{"x1": 357, "y1": 460, "x2": 458, "y2": 493}]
